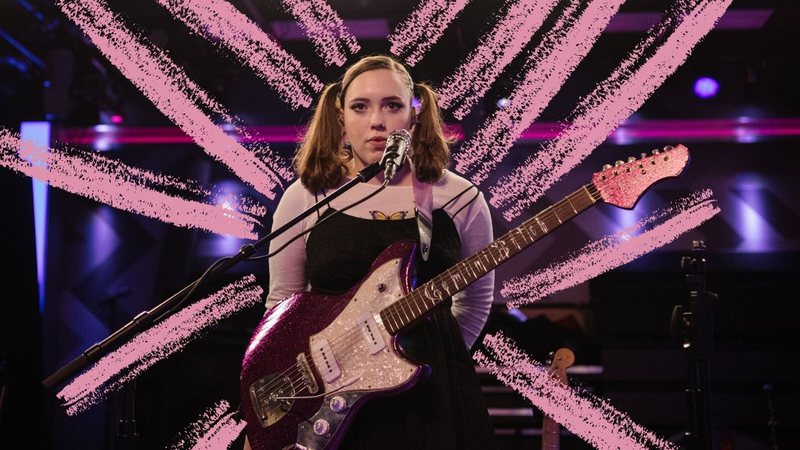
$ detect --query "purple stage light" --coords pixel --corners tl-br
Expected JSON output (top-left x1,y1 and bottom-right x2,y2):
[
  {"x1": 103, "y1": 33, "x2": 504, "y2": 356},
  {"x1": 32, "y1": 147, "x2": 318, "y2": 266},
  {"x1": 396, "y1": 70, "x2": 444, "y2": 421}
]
[
  {"x1": 693, "y1": 77, "x2": 719, "y2": 98},
  {"x1": 20, "y1": 121, "x2": 51, "y2": 313}
]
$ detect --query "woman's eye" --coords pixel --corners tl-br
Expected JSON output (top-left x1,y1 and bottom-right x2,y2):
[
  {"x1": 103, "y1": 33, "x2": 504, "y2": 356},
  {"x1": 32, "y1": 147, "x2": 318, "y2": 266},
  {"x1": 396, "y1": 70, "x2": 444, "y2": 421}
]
[
  {"x1": 350, "y1": 103, "x2": 366, "y2": 111},
  {"x1": 386, "y1": 102, "x2": 404, "y2": 110}
]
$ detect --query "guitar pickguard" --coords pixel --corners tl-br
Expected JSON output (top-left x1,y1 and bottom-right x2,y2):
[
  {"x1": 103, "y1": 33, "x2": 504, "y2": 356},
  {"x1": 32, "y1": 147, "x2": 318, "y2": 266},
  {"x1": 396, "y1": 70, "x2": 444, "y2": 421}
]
[{"x1": 308, "y1": 257, "x2": 418, "y2": 394}]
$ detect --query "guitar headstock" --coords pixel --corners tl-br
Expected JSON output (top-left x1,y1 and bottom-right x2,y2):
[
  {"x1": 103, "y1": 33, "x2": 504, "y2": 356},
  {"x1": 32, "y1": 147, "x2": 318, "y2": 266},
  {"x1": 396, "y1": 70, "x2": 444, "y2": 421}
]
[
  {"x1": 548, "y1": 348, "x2": 575, "y2": 385},
  {"x1": 593, "y1": 144, "x2": 689, "y2": 209}
]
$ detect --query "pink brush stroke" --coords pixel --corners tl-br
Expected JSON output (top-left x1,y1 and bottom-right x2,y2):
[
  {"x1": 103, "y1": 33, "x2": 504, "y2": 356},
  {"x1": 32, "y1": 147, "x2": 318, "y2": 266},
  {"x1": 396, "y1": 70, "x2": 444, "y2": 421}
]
[
  {"x1": 491, "y1": 0, "x2": 733, "y2": 220},
  {"x1": 438, "y1": 0, "x2": 560, "y2": 119},
  {"x1": 170, "y1": 400, "x2": 247, "y2": 450},
  {"x1": 454, "y1": 0, "x2": 623, "y2": 182},
  {"x1": 389, "y1": 0, "x2": 470, "y2": 66},
  {"x1": 58, "y1": 0, "x2": 292, "y2": 200},
  {"x1": 281, "y1": 0, "x2": 361, "y2": 67},
  {"x1": 475, "y1": 332, "x2": 677, "y2": 449},
  {"x1": 1, "y1": 128, "x2": 260, "y2": 239},
  {"x1": 153, "y1": 0, "x2": 323, "y2": 108},
  {"x1": 502, "y1": 190, "x2": 720, "y2": 307},
  {"x1": 57, "y1": 275, "x2": 263, "y2": 415}
]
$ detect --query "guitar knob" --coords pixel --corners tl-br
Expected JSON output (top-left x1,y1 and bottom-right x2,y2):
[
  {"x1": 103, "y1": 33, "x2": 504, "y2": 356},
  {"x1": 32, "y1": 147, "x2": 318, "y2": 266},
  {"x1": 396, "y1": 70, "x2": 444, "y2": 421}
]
[
  {"x1": 614, "y1": 160, "x2": 624, "y2": 167},
  {"x1": 640, "y1": 153, "x2": 647, "y2": 159},
  {"x1": 313, "y1": 418, "x2": 330, "y2": 436},
  {"x1": 651, "y1": 149, "x2": 660, "y2": 155},
  {"x1": 602, "y1": 164, "x2": 612, "y2": 170},
  {"x1": 663, "y1": 145, "x2": 673, "y2": 151},
  {"x1": 330, "y1": 396, "x2": 348, "y2": 413},
  {"x1": 627, "y1": 156, "x2": 636, "y2": 163}
]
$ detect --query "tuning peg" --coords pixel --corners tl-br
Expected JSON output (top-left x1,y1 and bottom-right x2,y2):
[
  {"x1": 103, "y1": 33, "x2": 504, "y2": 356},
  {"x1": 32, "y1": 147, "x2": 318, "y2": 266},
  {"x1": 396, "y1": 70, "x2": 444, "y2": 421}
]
[
  {"x1": 651, "y1": 149, "x2": 660, "y2": 155},
  {"x1": 640, "y1": 152, "x2": 648, "y2": 159},
  {"x1": 614, "y1": 160, "x2": 624, "y2": 167},
  {"x1": 627, "y1": 156, "x2": 636, "y2": 163},
  {"x1": 663, "y1": 145, "x2": 673, "y2": 151},
  {"x1": 602, "y1": 163, "x2": 612, "y2": 170}
]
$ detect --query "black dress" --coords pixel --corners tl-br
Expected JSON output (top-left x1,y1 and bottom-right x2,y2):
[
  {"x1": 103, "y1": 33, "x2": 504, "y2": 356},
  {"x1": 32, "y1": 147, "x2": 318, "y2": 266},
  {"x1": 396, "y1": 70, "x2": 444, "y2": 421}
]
[{"x1": 305, "y1": 207, "x2": 497, "y2": 450}]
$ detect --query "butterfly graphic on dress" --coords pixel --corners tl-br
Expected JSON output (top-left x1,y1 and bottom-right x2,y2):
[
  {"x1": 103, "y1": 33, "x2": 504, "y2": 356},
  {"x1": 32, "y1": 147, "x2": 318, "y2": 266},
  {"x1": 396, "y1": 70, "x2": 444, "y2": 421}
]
[{"x1": 369, "y1": 210, "x2": 409, "y2": 220}]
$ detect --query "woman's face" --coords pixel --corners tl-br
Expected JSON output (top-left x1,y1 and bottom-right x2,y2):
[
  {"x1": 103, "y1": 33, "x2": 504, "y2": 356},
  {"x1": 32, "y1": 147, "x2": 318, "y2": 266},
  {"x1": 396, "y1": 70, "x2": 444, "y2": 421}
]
[{"x1": 341, "y1": 68, "x2": 414, "y2": 173}]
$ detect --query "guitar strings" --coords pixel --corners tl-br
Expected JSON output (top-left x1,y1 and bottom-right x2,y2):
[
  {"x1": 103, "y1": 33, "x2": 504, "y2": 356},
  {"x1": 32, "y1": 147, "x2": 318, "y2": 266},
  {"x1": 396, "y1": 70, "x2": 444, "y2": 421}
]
[{"x1": 251, "y1": 184, "x2": 602, "y2": 404}]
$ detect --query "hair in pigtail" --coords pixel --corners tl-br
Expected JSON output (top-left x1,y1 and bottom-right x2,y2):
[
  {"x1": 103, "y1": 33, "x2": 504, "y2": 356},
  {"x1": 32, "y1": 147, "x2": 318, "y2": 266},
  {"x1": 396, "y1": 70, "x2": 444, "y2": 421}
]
[
  {"x1": 412, "y1": 82, "x2": 454, "y2": 182},
  {"x1": 294, "y1": 82, "x2": 347, "y2": 192}
]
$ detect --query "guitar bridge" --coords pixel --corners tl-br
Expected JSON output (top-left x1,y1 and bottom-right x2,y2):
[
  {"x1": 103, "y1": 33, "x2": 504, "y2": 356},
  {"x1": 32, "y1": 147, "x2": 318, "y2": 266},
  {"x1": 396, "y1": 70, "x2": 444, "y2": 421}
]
[
  {"x1": 248, "y1": 353, "x2": 319, "y2": 428},
  {"x1": 297, "y1": 352, "x2": 319, "y2": 394},
  {"x1": 249, "y1": 373, "x2": 295, "y2": 428}
]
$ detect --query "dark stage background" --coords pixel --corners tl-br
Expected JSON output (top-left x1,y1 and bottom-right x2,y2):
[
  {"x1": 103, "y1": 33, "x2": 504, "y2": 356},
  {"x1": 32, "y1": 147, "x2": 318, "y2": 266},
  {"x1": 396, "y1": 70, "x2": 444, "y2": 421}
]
[{"x1": 1, "y1": 0, "x2": 798, "y2": 449}]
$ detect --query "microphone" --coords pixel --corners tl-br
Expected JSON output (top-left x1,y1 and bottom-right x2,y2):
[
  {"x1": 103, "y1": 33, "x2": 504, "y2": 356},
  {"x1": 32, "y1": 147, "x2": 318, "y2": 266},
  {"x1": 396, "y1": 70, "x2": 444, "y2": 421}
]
[{"x1": 379, "y1": 129, "x2": 411, "y2": 183}]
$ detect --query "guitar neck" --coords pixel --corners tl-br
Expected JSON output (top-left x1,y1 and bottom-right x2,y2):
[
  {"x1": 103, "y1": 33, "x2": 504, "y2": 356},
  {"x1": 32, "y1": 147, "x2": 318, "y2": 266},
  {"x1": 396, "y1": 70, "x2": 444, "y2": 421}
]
[
  {"x1": 381, "y1": 183, "x2": 601, "y2": 334},
  {"x1": 542, "y1": 415, "x2": 560, "y2": 449}
]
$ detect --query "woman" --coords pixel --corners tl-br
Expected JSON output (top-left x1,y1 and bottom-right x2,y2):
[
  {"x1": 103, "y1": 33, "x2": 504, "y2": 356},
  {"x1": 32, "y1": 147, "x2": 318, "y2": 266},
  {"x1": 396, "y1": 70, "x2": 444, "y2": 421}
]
[{"x1": 248, "y1": 54, "x2": 497, "y2": 449}]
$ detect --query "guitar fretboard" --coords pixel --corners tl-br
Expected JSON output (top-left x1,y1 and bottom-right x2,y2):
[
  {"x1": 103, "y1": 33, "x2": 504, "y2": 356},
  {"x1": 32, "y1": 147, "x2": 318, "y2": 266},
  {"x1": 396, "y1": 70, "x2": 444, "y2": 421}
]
[{"x1": 380, "y1": 183, "x2": 601, "y2": 334}]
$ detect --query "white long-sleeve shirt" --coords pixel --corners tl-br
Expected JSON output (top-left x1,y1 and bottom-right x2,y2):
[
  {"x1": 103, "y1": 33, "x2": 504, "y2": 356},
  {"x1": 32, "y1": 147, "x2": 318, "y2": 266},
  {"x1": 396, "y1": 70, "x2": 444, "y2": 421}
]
[{"x1": 266, "y1": 170, "x2": 495, "y2": 349}]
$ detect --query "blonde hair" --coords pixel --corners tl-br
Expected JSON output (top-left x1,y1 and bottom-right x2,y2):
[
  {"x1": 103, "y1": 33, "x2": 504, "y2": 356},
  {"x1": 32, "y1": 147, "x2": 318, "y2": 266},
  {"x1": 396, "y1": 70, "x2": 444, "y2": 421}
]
[{"x1": 294, "y1": 55, "x2": 454, "y2": 192}]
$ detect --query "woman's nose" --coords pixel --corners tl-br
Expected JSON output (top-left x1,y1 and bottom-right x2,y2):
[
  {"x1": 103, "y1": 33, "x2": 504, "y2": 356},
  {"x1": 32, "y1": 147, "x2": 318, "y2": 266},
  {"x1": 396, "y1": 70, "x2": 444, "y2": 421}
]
[{"x1": 369, "y1": 110, "x2": 386, "y2": 130}]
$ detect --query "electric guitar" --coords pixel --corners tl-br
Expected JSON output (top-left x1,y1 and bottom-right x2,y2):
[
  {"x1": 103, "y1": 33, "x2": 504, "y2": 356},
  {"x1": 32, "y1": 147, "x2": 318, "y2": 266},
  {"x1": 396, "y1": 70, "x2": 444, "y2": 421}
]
[
  {"x1": 240, "y1": 145, "x2": 690, "y2": 450},
  {"x1": 542, "y1": 348, "x2": 575, "y2": 450}
]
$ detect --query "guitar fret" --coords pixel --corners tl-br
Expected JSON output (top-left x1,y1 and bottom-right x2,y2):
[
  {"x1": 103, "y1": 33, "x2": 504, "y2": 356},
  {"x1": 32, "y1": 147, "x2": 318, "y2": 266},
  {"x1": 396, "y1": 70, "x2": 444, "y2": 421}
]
[
  {"x1": 535, "y1": 216, "x2": 548, "y2": 233},
  {"x1": 483, "y1": 252, "x2": 494, "y2": 272},
  {"x1": 412, "y1": 297, "x2": 423, "y2": 316},
  {"x1": 465, "y1": 259, "x2": 478, "y2": 279},
  {"x1": 436, "y1": 280, "x2": 447, "y2": 300},
  {"x1": 401, "y1": 303, "x2": 411, "y2": 325},
  {"x1": 523, "y1": 222, "x2": 536, "y2": 242},
  {"x1": 457, "y1": 264, "x2": 469, "y2": 282},
  {"x1": 511, "y1": 230, "x2": 523, "y2": 250},
  {"x1": 476, "y1": 252, "x2": 488, "y2": 270},
  {"x1": 552, "y1": 206, "x2": 563, "y2": 224},
  {"x1": 422, "y1": 296, "x2": 436, "y2": 308},
  {"x1": 452, "y1": 271, "x2": 464, "y2": 290},
  {"x1": 386, "y1": 310, "x2": 399, "y2": 333},
  {"x1": 581, "y1": 185, "x2": 595, "y2": 204},
  {"x1": 522, "y1": 227, "x2": 531, "y2": 244},
  {"x1": 566, "y1": 196, "x2": 578, "y2": 214},
  {"x1": 478, "y1": 255, "x2": 489, "y2": 272},
  {"x1": 392, "y1": 306, "x2": 403, "y2": 330}
]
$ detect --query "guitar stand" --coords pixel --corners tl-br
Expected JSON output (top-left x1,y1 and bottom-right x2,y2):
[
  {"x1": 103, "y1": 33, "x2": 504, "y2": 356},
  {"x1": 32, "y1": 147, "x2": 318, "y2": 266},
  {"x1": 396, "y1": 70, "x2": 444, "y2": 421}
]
[
  {"x1": 670, "y1": 240, "x2": 717, "y2": 450},
  {"x1": 115, "y1": 380, "x2": 139, "y2": 450}
]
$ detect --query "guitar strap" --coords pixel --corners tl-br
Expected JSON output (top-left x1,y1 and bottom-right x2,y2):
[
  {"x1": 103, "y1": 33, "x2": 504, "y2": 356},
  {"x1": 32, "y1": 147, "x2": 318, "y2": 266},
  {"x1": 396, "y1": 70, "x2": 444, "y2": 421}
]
[{"x1": 412, "y1": 174, "x2": 433, "y2": 261}]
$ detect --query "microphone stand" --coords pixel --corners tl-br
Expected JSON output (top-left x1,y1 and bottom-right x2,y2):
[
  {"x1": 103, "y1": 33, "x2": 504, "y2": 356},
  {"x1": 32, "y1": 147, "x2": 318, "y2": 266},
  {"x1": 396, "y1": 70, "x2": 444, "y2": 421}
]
[
  {"x1": 42, "y1": 162, "x2": 383, "y2": 448},
  {"x1": 671, "y1": 240, "x2": 717, "y2": 450}
]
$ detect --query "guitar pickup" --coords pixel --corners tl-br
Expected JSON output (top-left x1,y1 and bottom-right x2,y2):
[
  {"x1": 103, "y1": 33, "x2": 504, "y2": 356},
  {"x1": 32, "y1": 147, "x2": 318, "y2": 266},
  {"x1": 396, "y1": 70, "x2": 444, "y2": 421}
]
[
  {"x1": 310, "y1": 338, "x2": 341, "y2": 383},
  {"x1": 357, "y1": 312, "x2": 386, "y2": 355}
]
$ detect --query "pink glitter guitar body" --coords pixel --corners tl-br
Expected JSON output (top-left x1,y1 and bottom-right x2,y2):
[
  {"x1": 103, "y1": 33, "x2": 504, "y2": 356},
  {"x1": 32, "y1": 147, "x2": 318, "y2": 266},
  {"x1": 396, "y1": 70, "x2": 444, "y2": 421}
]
[{"x1": 240, "y1": 145, "x2": 689, "y2": 450}]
